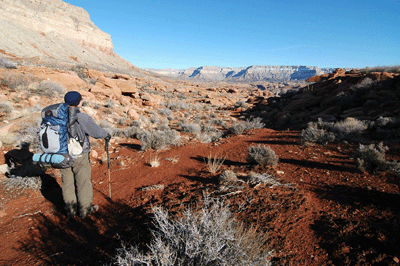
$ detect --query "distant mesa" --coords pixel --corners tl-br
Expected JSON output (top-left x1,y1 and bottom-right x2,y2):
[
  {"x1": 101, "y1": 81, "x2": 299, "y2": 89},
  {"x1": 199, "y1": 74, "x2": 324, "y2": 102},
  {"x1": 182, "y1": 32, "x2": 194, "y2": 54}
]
[{"x1": 146, "y1": 65, "x2": 339, "y2": 82}]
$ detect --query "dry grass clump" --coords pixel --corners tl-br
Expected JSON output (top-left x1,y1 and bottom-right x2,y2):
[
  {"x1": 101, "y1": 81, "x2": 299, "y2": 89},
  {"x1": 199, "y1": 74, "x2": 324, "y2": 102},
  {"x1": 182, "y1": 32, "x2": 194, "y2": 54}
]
[
  {"x1": 149, "y1": 154, "x2": 160, "y2": 168},
  {"x1": 247, "y1": 144, "x2": 279, "y2": 167},
  {"x1": 353, "y1": 142, "x2": 400, "y2": 174},
  {"x1": 205, "y1": 152, "x2": 226, "y2": 174},
  {"x1": 113, "y1": 195, "x2": 273, "y2": 266}
]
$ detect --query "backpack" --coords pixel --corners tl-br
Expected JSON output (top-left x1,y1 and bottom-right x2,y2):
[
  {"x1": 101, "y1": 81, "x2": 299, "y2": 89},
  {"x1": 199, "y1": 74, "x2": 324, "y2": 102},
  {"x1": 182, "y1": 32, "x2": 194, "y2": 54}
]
[
  {"x1": 33, "y1": 103, "x2": 81, "y2": 168},
  {"x1": 39, "y1": 103, "x2": 70, "y2": 154}
]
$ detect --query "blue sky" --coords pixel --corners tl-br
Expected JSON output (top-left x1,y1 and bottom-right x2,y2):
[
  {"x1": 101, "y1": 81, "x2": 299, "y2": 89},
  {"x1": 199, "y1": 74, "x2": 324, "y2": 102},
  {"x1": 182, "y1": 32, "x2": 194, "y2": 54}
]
[{"x1": 64, "y1": 0, "x2": 399, "y2": 69}]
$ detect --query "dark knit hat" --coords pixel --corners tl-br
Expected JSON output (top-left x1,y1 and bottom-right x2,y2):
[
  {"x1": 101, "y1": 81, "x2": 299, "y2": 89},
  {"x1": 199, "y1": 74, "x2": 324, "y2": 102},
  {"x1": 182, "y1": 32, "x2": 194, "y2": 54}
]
[{"x1": 64, "y1": 91, "x2": 82, "y2": 106}]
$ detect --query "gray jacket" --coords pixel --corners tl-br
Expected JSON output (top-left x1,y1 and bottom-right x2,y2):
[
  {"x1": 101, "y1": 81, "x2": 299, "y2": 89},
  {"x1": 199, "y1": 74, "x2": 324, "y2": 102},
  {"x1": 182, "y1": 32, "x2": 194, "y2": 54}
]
[{"x1": 74, "y1": 111, "x2": 109, "y2": 154}]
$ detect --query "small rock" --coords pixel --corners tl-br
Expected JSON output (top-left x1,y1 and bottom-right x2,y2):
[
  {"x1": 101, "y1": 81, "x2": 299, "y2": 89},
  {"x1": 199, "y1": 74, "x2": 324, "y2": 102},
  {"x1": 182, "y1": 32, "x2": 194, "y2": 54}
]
[{"x1": 0, "y1": 164, "x2": 9, "y2": 174}]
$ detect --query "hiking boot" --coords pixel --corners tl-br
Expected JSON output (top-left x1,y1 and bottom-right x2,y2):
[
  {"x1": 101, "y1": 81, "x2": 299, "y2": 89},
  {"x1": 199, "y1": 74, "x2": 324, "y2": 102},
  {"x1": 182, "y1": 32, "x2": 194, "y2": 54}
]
[
  {"x1": 79, "y1": 205, "x2": 99, "y2": 218},
  {"x1": 65, "y1": 203, "x2": 78, "y2": 219}
]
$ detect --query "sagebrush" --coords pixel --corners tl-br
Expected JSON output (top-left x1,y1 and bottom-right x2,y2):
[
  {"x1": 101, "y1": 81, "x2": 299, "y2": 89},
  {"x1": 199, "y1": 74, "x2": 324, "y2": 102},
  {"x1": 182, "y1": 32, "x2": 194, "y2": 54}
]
[
  {"x1": 247, "y1": 144, "x2": 279, "y2": 167},
  {"x1": 113, "y1": 195, "x2": 273, "y2": 266}
]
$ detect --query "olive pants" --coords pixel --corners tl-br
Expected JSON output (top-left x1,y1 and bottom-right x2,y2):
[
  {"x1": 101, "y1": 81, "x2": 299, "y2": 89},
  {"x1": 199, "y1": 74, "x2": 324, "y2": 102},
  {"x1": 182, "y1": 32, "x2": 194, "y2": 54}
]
[{"x1": 60, "y1": 152, "x2": 93, "y2": 217}]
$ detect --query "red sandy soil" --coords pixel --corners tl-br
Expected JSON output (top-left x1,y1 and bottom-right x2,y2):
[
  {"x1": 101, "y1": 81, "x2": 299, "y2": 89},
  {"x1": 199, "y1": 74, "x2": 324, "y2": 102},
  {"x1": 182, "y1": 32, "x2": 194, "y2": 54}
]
[{"x1": 1, "y1": 128, "x2": 399, "y2": 265}]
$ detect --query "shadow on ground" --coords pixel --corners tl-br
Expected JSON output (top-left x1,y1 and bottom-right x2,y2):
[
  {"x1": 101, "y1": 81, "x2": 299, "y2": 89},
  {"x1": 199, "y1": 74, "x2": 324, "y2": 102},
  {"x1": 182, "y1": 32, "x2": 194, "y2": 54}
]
[
  {"x1": 18, "y1": 198, "x2": 153, "y2": 265},
  {"x1": 311, "y1": 184, "x2": 400, "y2": 265}
]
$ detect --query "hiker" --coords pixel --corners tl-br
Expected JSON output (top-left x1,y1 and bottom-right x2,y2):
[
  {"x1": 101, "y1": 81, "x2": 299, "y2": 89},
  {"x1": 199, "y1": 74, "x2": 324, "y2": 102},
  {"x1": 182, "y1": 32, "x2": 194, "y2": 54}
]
[{"x1": 61, "y1": 91, "x2": 111, "y2": 218}]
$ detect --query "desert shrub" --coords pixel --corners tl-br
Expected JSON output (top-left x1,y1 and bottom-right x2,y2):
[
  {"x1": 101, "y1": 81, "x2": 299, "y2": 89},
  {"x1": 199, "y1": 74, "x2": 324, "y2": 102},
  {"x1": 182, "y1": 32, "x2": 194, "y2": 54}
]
[
  {"x1": 104, "y1": 99, "x2": 115, "y2": 108},
  {"x1": 131, "y1": 120, "x2": 141, "y2": 127},
  {"x1": 301, "y1": 118, "x2": 366, "y2": 144},
  {"x1": 300, "y1": 124, "x2": 335, "y2": 145},
  {"x1": 359, "y1": 65, "x2": 400, "y2": 74},
  {"x1": 165, "y1": 101, "x2": 190, "y2": 111},
  {"x1": 118, "y1": 117, "x2": 128, "y2": 126},
  {"x1": 150, "y1": 114, "x2": 160, "y2": 125},
  {"x1": 0, "y1": 73, "x2": 39, "y2": 90},
  {"x1": 70, "y1": 64, "x2": 88, "y2": 79},
  {"x1": 228, "y1": 121, "x2": 247, "y2": 135},
  {"x1": 201, "y1": 123, "x2": 218, "y2": 134},
  {"x1": 328, "y1": 117, "x2": 367, "y2": 137},
  {"x1": 157, "y1": 107, "x2": 173, "y2": 117},
  {"x1": 354, "y1": 77, "x2": 375, "y2": 89},
  {"x1": 124, "y1": 126, "x2": 141, "y2": 138},
  {"x1": 0, "y1": 57, "x2": 18, "y2": 69},
  {"x1": 371, "y1": 116, "x2": 400, "y2": 132},
  {"x1": 34, "y1": 80, "x2": 66, "y2": 98},
  {"x1": 0, "y1": 176, "x2": 42, "y2": 191},
  {"x1": 209, "y1": 118, "x2": 227, "y2": 128},
  {"x1": 113, "y1": 195, "x2": 273, "y2": 266},
  {"x1": 180, "y1": 123, "x2": 201, "y2": 135},
  {"x1": 369, "y1": 117, "x2": 400, "y2": 138},
  {"x1": 197, "y1": 131, "x2": 224, "y2": 143},
  {"x1": 353, "y1": 142, "x2": 400, "y2": 174},
  {"x1": 99, "y1": 120, "x2": 125, "y2": 138},
  {"x1": 218, "y1": 170, "x2": 244, "y2": 193},
  {"x1": 245, "y1": 117, "x2": 265, "y2": 129},
  {"x1": 235, "y1": 100, "x2": 248, "y2": 109},
  {"x1": 219, "y1": 170, "x2": 238, "y2": 183},
  {"x1": 247, "y1": 144, "x2": 279, "y2": 167},
  {"x1": 14, "y1": 120, "x2": 41, "y2": 152},
  {"x1": 138, "y1": 129, "x2": 180, "y2": 150},
  {"x1": 247, "y1": 172, "x2": 281, "y2": 186},
  {"x1": 0, "y1": 102, "x2": 13, "y2": 117}
]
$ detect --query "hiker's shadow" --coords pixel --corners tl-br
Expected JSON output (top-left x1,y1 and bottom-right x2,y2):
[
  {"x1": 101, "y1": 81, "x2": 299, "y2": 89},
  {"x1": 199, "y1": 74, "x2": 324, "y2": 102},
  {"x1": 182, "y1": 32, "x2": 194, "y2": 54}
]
[{"x1": 40, "y1": 173, "x2": 65, "y2": 213}]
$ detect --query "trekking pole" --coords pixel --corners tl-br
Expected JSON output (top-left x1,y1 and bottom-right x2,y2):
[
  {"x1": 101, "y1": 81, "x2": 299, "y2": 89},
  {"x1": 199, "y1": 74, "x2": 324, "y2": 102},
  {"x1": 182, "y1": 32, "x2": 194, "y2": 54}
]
[{"x1": 105, "y1": 137, "x2": 111, "y2": 199}]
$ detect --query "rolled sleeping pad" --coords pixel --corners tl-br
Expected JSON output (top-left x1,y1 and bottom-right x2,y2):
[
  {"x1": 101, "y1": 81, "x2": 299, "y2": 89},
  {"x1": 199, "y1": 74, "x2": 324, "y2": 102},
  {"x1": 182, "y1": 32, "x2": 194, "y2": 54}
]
[{"x1": 33, "y1": 153, "x2": 75, "y2": 169}]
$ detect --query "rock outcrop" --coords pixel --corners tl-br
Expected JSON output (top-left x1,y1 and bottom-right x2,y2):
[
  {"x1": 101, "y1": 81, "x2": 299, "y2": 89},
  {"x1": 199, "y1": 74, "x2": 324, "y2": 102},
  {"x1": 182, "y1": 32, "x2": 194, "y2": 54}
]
[
  {"x1": 247, "y1": 68, "x2": 400, "y2": 130},
  {"x1": 147, "y1": 65, "x2": 339, "y2": 82},
  {"x1": 0, "y1": 0, "x2": 135, "y2": 72}
]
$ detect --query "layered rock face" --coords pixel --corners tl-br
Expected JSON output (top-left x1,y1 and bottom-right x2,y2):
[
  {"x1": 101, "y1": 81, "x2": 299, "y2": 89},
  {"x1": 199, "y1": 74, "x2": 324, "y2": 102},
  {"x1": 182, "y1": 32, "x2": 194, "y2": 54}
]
[
  {"x1": 0, "y1": 0, "x2": 134, "y2": 71},
  {"x1": 147, "y1": 65, "x2": 337, "y2": 82}
]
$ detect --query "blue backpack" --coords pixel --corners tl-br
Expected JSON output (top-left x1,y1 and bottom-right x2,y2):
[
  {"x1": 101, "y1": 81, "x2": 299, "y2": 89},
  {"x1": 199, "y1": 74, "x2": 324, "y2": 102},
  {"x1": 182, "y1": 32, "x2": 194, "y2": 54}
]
[
  {"x1": 33, "y1": 103, "x2": 76, "y2": 168},
  {"x1": 39, "y1": 103, "x2": 69, "y2": 154}
]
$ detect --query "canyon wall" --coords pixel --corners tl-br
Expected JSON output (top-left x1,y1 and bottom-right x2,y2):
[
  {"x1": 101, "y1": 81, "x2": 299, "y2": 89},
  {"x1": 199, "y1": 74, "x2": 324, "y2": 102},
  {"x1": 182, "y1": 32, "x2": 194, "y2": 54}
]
[
  {"x1": 146, "y1": 65, "x2": 337, "y2": 82},
  {"x1": 0, "y1": 0, "x2": 135, "y2": 72}
]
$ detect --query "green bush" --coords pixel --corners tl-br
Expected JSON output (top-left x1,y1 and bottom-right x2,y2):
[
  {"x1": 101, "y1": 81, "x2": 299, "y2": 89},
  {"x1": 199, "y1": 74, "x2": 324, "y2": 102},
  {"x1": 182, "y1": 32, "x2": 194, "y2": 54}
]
[
  {"x1": 247, "y1": 144, "x2": 279, "y2": 167},
  {"x1": 113, "y1": 195, "x2": 273, "y2": 266}
]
